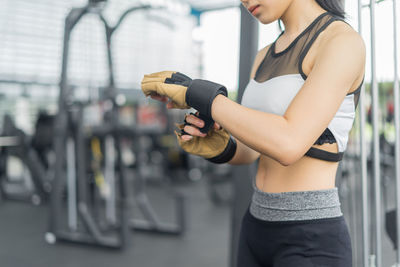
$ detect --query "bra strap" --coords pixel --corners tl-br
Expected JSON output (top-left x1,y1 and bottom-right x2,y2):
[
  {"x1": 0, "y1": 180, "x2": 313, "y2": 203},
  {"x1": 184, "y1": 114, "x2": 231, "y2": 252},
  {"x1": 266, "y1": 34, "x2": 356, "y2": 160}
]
[{"x1": 304, "y1": 146, "x2": 344, "y2": 162}]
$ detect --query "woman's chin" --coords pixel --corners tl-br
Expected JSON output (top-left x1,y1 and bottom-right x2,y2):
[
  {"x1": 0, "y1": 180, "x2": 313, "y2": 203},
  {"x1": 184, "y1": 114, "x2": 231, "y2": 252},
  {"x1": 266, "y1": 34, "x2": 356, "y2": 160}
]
[{"x1": 258, "y1": 16, "x2": 277, "y2": 25}]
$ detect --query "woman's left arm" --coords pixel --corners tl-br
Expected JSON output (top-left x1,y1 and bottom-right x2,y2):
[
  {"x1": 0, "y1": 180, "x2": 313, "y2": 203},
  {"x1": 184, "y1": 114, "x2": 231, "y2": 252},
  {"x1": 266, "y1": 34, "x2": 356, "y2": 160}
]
[{"x1": 211, "y1": 31, "x2": 366, "y2": 166}]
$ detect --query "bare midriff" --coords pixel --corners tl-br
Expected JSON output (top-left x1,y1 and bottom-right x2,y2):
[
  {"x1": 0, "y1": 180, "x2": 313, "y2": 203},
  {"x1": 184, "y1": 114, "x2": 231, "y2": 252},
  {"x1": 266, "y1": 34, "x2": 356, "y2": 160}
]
[{"x1": 255, "y1": 142, "x2": 339, "y2": 193}]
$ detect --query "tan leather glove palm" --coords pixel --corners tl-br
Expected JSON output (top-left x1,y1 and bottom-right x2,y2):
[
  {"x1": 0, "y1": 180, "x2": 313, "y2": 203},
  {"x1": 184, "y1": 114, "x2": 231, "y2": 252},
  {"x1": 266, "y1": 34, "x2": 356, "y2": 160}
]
[
  {"x1": 141, "y1": 71, "x2": 191, "y2": 109},
  {"x1": 174, "y1": 122, "x2": 231, "y2": 159}
]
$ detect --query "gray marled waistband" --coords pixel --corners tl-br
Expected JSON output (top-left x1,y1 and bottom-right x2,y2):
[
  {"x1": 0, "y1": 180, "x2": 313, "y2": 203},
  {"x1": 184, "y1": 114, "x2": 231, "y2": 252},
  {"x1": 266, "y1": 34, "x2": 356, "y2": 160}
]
[{"x1": 250, "y1": 178, "x2": 342, "y2": 221}]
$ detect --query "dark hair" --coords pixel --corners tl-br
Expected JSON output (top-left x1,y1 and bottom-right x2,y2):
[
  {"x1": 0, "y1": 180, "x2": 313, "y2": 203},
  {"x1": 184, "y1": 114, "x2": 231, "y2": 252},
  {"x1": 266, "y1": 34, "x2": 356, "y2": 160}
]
[
  {"x1": 278, "y1": 0, "x2": 346, "y2": 31},
  {"x1": 315, "y1": 0, "x2": 346, "y2": 19}
]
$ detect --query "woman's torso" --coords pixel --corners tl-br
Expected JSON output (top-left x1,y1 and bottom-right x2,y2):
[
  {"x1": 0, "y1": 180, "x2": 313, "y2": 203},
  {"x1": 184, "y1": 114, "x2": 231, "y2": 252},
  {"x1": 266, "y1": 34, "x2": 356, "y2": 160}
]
[{"x1": 246, "y1": 12, "x2": 364, "y2": 193}]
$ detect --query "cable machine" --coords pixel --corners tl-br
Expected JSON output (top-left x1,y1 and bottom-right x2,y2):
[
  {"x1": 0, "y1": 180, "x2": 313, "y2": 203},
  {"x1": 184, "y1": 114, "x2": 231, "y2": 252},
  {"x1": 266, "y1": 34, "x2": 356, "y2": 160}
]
[{"x1": 45, "y1": 0, "x2": 185, "y2": 249}]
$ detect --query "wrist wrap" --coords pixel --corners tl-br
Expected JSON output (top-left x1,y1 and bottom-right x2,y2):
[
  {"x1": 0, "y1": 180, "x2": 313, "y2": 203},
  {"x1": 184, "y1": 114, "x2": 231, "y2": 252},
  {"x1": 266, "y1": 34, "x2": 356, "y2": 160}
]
[
  {"x1": 205, "y1": 136, "x2": 237, "y2": 164},
  {"x1": 185, "y1": 79, "x2": 227, "y2": 119}
]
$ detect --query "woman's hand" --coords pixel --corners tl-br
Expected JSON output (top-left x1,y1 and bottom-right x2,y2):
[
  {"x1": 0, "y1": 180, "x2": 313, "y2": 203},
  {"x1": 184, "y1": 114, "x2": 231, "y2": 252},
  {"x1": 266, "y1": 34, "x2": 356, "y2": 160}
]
[
  {"x1": 178, "y1": 112, "x2": 222, "y2": 141},
  {"x1": 173, "y1": 111, "x2": 236, "y2": 163},
  {"x1": 149, "y1": 94, "x2": 177, "y2": 110},
  {"x1": 141, "y1": 71, "x2": 191, "y2": 109},
  {"x1": 141, "y1": 71, "x2": 227, "y2": 119}
]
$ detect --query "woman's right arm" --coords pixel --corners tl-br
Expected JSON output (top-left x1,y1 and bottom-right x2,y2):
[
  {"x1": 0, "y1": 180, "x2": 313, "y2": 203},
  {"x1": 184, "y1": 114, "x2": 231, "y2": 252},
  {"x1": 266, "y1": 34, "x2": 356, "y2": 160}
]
[
  {"x1": 227, "y1": 44, "x2": 272, "y2": 165},
  {"x1": 227, "y1": 138, "x2": 259, "y2": 165}
]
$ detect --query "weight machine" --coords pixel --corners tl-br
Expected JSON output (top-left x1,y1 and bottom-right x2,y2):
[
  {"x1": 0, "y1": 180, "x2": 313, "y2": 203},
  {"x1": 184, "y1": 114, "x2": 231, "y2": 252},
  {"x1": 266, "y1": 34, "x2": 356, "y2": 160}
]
[
  {"x1": 0, "y1": 113, "x2": 52, "y2": 205},
  {"x1": 46, "y1": 0, "x2": 185, "y2": 249}
]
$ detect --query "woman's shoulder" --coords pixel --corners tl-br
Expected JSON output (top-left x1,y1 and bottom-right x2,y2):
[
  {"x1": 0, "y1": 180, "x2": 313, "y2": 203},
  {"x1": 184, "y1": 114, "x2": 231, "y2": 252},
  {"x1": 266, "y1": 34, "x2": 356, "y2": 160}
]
[
  {"x1": 315, "y1": 18, "x2": 366, "y2": 81},
  {"x1": 315, "y1": 17, "x2": 366, "y2": 70},
  {"x1": 320, "y1": 18, "x2": 365, "y2": 51}
]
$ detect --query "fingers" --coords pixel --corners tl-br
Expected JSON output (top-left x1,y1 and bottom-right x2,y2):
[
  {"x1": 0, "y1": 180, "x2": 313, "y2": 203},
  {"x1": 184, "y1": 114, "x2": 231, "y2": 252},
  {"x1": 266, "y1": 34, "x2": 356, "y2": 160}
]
[
  {"x1": 187, "y1": 112, "x2": 221, "y2": 131},
  {"x1": 185, "y1": 113, "x2": 205, "y2": 128},
  {"x1": 174, "y1": 114, "x2": 207, "y2": 143},
  {"x1": 181, "y1": 134, "x2": 193, "y2": 141},
  {"x1": 150, "y1": 95, "x2": 168, "y2": 102},
  {"x1": 174, "y1": 130, "x2": 189, "y2": 142},
  {"x1": 141, "y1": 76, "x2": 166, "y2": 84},
  {"x1": 174, "y1": 126, "x2": 193, "y2": 142},
  {"x1": 214, "y1": 122, "x2": 221, "y2": 130},
  {"x1": 168, "y1": 101, "x2": 183, "y2": 109},
  {"x1": 142, "y1": 82, "x2": 187, "y2": 103},
  {"x1": 183, "y1": 124, "x2": 207, "y2": 138},
  {"x1": 182, "y1": 113, "x2": 207, "y2": 138},
  {"x1": 149, "y1": 96, "x2": 179, "y2": 110},
  {"x1": 149, "y1": 97, "x2": 183, "y2": 109},
  {"x1": 141, "y1": 81, "x2": 165, "y2": 96}
]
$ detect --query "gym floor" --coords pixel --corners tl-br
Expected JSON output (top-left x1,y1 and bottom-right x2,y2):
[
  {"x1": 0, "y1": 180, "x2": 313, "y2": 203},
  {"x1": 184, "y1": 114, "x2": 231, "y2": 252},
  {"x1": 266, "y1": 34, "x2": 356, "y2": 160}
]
[
  {"x1": 1, "y1": 173, "x2": 399, "y2": 267},
  {"x1": 0, "y1": 178, "x2": 230, "y2": 267}
]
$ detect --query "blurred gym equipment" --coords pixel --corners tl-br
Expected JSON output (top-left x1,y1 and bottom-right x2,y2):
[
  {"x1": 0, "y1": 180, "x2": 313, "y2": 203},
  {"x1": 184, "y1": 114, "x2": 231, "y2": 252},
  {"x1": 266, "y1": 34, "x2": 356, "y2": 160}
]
[
  {"x1": 46, "y1": 0, "x2": 185, "y2": 249},
  {"x1": 0, "y1": 113, "x2": 53, "y2": 205}
]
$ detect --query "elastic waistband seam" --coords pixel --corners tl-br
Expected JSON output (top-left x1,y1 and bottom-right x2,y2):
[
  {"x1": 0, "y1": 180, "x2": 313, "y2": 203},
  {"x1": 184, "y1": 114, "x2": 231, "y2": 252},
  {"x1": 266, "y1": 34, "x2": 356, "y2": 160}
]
[
  {"x1": 246, "y1": 208, "x2": 344, "y2": 224},
  {"x1": 250, "y1": 201, "x2": 341, "y2": 211},
  {"x1": 251, "y1": 184, "x2": 339, "y2": 195}
]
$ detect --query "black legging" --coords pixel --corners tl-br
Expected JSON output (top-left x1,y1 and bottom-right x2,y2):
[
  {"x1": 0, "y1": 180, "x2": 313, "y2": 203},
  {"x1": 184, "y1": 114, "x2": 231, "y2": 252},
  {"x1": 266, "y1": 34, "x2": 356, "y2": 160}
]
[{"x1": 236, "y1": 207, "x2": 352, "y2": 267}]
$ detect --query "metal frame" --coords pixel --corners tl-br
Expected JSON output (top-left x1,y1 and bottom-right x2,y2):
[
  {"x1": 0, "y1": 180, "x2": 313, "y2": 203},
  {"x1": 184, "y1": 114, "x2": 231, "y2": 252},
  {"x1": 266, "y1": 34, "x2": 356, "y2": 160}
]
[
  {"x1": 369, "y1": 0, "x2": 383, "y2": 265},
  {"x1": 393, "y1": 0, "x2": 400, "y2": 263},
  {"x1": 47, "y1": 2, "x2": 154, "y2": 249},
  {"x1": 229, "y1": 4, "x2": 259, "y2": 267},
  {"x1": 356, "y1": 1, "x2": 370, "y2": 265},
  {"x1": 358, "y1": 0, "x2": 399, "y2": 266},
  {"x1": 46, "y1": 0, "x2": 185, "y2": 249},
  {"x1": 128, "y1": 129, "x2": 186, "y2": 235},
  {"x1": 0, "y1": 114, "x2": 49, "y2": 205}
]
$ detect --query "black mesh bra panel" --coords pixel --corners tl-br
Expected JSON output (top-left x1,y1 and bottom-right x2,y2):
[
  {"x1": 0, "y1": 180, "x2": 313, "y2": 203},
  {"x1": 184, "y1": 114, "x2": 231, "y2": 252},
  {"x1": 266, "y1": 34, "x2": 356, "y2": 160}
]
[{"x1": 254, "y1": 12, "x2": 334, "y2": 83}]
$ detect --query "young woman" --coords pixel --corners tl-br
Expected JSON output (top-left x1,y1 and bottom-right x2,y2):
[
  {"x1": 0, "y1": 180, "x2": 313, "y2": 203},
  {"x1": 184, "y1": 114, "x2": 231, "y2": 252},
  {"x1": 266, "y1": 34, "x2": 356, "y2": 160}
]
[{"x1": 141, "y1": 0, "x2": 366, "y2": 266}]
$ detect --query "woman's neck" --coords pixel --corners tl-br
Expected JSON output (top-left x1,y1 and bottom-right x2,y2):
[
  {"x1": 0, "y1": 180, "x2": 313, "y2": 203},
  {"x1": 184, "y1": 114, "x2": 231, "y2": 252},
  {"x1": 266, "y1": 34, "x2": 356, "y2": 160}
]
[{"x1": 280, "y1": 0, "x2": 327, "y2": 37}]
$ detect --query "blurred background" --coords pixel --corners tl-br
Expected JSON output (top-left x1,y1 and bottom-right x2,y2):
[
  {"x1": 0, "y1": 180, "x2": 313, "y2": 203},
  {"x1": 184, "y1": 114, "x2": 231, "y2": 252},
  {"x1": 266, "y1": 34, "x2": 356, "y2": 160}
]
[{"x1": 0, "y1": 0, "x2": 399, "y2": 266}]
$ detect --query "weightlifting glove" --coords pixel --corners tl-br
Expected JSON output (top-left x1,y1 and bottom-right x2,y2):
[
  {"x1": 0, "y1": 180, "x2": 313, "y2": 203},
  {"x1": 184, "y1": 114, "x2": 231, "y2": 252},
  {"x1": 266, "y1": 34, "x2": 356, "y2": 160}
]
[
  {"x1": 174, "y1": 112, "x2": 237, "y2": 164},
  {"x1": 141, "y1": 71, "x2": 227, "y2": 133}
]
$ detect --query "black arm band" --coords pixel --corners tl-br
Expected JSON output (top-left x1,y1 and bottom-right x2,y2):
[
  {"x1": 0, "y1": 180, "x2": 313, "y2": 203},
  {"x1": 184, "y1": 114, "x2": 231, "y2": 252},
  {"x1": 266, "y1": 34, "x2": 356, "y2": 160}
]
[
  {"x1": 185, "y1": 79, "x2": 227, "y2": 119},
  {"x1": 206, "y1": 136, "x2": 237, "y2": 164}
]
